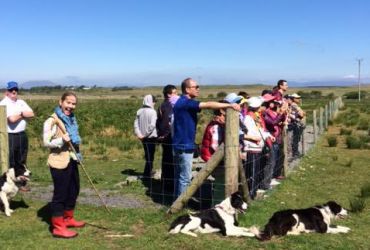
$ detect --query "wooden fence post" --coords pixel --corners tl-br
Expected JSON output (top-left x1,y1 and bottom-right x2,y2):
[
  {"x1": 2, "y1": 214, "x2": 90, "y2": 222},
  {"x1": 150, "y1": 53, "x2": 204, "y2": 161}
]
[
  {"x1": 301, "y1": 127, "x2": 305, "y2": 155},
  {"x1": 319, "y1": 107, "x2": 324, "y2": 134},
  {"x1": 325, "y1": 105, "x2": 328, "y2": 129},
  {"x1": 224, "y1": 109, "x2": 239, "y2": 197},
  {"x1": 313, "y1": 110, "x2": 317, "y2": 143},
  {"x1": 168, "y1": 144, "x2": 225, "y2": 214},
  {"x1": 283, "y1": 127, "x2": 288, "y2": 176},
  {"x1": 0, "y1": 105, "x2": 9, "y2": 174}
]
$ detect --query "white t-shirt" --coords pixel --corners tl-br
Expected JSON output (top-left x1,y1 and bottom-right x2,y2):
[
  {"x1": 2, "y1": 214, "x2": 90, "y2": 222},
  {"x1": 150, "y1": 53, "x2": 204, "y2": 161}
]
[{"x1": 0, "y1": 96, "x2": 33, "y2": 133}]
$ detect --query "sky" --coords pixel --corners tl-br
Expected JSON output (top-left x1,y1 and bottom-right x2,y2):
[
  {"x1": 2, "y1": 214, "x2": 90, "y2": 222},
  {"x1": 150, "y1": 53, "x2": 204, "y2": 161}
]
[{"x1": 0, "y1": 0, "x2": 369, "y2": 86}]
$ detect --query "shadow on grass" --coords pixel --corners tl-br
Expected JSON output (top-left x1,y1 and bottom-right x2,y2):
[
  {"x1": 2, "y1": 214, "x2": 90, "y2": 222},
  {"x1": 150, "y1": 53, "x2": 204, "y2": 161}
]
[
  {"x1": 121, "y1": 169, "x2": 141, "y2": 176},
  {"x1": 143, "y1": 177, "x2": 213, "y2": 210},
  {"x1": 120, "y1": 168, "x2": 213, "y2": 210},
  {"x1": 37, "y1": 203, "x2": 52, "y2": 231},
  {"x1": 10, "y1": 198, "x2": 30, "y2": 210}
]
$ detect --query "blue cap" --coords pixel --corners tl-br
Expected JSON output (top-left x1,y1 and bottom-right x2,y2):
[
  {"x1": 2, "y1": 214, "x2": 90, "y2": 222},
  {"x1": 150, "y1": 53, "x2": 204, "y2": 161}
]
[{"x1": 6, "y1": 81, "x2": 18, "y2": 90}]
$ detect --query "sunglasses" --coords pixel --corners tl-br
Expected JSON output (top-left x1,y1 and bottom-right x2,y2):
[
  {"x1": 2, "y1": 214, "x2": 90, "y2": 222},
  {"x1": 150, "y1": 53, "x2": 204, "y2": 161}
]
[{"x1": 188, "y1": 85, "x2": 200, "y2": 89}]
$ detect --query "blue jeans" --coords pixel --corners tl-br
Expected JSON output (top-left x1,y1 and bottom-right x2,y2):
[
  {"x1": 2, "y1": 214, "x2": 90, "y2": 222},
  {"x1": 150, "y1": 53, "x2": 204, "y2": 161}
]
[{"x1": 173, "y1": 151, "x2": 194, "y2": 198}]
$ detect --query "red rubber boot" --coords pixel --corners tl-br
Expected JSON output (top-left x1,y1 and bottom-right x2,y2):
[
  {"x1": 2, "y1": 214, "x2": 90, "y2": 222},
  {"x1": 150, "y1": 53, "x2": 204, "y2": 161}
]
[
  {"x1": 51, "y1": 216, "x2": 78, "y2": 238},
  {"x1": 64, "y1": 210, "x2": 86, "y2": 228}
]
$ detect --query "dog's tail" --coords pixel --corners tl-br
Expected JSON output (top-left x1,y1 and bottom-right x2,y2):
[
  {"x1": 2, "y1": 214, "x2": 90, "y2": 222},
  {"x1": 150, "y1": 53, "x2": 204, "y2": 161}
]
[{"x1": 250, "y1": 225, "x2": 272, "y2": 241}]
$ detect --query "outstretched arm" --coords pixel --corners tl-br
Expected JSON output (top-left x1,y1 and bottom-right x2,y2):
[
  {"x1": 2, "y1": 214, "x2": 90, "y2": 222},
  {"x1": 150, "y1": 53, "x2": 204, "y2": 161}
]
[{"x1": 199, "y1": 101, "x2": 240, "y2": 111}]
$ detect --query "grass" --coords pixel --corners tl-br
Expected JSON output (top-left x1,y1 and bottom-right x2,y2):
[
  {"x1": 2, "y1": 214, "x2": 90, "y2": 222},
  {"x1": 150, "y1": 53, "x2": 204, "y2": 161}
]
[
  {"x1": 2, "y1": 125, "x2": 369, "y2": 249},
  {"x1": 1, "y1": 89, "x2": 369, "y2": 249}
]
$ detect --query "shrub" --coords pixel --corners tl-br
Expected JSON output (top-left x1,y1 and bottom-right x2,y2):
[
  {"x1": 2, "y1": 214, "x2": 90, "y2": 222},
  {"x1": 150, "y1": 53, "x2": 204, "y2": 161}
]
[
  {"x1": 326, "y1": 135, "x2": 338, "y2": 147},
  {"x1": 335, "y1": 109, "x2": 360, "y2": 126},
  {"x1": 207, "y1": 94, "x2": 214, "y2": 98},
  {"x1": 310, "y1": 90, "x2": 322, "y2": 98},
  {"x1": 345, "y1": 136, "x2": 362, "y2": 149},
  {"x1": 326, "y1": 92, "x2": 335, "y2": 99},
  {"x1": 216, "y1": 91, "x2": 227, "y2": 98},
  {"x1": 331, "y1": 155, "x2": 338, "y2": 161},
  {"x1": 349, "y1": 197, "x2": 366, "y2": 213},
  {"x1": 343, "y1": 91, "x2": 368, "y2": 99},
  {"x1": 360, "y1": 183, "x2": 370, "y2": 198},
  {"x1": 357, "y1": 118, "x2": 369, "y2": 130},
  {"x1": 340, "y1": 128, "x2": 352, "y2": 135},
  {"x1": 344, "y1": 159, "x2": 353, "y2": 168}
]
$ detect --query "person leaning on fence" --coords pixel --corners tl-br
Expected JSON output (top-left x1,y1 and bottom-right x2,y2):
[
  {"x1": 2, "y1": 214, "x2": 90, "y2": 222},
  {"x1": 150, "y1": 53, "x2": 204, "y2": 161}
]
[
  {"x1": 223, "y1": 93, "x2": 248, "y2": 160},
  {"x1": 43, "y1": 91, "x2": 85, "y2": 238},
  {"x1": 272, "y1": 79, "x2": 288, "y2": 101},
  {"x1": 134, "y1": 94, "x2": 158, "y2": 181},
  {"x1": 200, "y1": 106, "x2": 226, "y2": 162},
  {"x1": 287, "y1": 93, "x2": 306, "y2": 158},
  {"x1": 156, "y1": 85, "x2": 178, "y2": 192},
  {"x1": 263, "y1": 95, "x2": 288, "y2": 186},
  {"x1": 172, "y1": 78, "x2": 240, "y2": 198},
  {"x1": 0, "y1": 81, "x2": 34, "y2": 192},
  {"x1": 242, "y1": 96, "x2": 275, "y2": 199}
]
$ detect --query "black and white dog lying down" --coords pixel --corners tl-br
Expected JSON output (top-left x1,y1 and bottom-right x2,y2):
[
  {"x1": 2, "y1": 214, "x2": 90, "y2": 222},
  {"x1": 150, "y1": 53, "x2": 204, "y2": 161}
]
[
  {"x1": 0, "y1": 165, "x2": 31, "y2": 216},
  {"x1": 251, "y1": 201, "x2": 350, "y2": 241},
  {"x1": 169, "y1": 191, "x2": 255, "y2": 237}
]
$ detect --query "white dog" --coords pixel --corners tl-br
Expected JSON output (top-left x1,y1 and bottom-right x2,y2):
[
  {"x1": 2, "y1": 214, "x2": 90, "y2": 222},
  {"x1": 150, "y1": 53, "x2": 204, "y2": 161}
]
[
  {"x1": 0, "y1": 165, "x2": 31, "y2": 216},
  {"x1": 169, "y1": 191, "x2": 254, "y2": 237}
]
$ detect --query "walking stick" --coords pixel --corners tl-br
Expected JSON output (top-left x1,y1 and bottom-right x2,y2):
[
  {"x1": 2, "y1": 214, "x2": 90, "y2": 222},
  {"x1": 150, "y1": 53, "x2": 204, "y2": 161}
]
[{"x1": 55, "y1": 119, "x2": 112, "y2": 215}]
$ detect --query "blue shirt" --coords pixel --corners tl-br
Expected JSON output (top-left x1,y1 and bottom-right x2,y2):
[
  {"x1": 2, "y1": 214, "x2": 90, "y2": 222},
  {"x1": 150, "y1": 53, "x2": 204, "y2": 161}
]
[{"x1": 172, "y1": 95, "x2": 201, "y2": 151}]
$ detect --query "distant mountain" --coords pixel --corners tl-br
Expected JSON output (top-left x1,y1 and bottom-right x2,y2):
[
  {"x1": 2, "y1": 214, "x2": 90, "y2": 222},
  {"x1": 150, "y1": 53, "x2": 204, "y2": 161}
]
[
  {"x1": 18, "y1": 78, "x2": 370, "y2": 89},
  {"x1": 21, "y1": 80, "x2": 59, "y2": 89},
  {"x1": 289, "y1": 78, "x2": 370, "y2": 87}
]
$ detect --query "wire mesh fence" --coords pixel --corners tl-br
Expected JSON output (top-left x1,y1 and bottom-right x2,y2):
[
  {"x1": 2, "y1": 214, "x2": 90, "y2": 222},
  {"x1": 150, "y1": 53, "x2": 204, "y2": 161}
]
[{"x1": 119, "y1": 97, "x2": 344, "y2": 210}]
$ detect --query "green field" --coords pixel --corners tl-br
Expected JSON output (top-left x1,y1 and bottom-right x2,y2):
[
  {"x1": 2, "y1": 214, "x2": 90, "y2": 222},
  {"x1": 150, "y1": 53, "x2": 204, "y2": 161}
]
[{"x1": 0, "y1": 86, "x2": 369, "y2": 249}]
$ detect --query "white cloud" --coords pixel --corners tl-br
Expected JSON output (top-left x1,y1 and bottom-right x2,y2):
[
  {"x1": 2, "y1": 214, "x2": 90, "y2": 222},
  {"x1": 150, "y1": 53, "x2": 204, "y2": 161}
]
[{"x1": 343, "y1": 74, "x2": 356, "y2": 79}]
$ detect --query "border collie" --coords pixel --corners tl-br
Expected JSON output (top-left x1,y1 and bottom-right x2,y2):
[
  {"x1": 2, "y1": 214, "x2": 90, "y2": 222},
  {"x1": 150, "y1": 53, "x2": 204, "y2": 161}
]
[
  {"x1": 169, "y1": 191, "x2": 254, "y2": 237},
  {"x1": 0, "y1": 165, "x2": 31, "y2": 216},
  {"x1": 251, "y1": 201, "x2": 350, "y2": 240}
]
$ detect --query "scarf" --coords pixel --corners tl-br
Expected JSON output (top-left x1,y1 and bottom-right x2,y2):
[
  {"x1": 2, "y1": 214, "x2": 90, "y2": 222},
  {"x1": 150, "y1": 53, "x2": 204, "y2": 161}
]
[{"x1": 54, "y1": 106, "x2": 81, "y2": 145}]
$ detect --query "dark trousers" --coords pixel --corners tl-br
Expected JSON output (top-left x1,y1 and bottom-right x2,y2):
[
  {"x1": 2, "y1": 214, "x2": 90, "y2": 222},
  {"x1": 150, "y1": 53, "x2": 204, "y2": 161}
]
[
  {"x1": 271, "y1": 142, "x2": 283, "y2": 178},
  {"x1": 244, "y1": 152, "x2": 262, "y2": 199},
  {"x1": 50, "y1": 161, "x2": 80, "y2": 217},
  {"x1": 160, "y1": 136, "x2": 174, "y2": 191},
  {"x1": 290, "y1": 124, "x2": 303, "y2": 156},
  {"x1": 261, "y1": 152, "x2": 272, "y2": 190},
  {"x1": 8, "y1": 132, "x2": 28, "y2": 170},
  {"x1": 142, "y1": 138, "x2": 156, "y2": 178}
]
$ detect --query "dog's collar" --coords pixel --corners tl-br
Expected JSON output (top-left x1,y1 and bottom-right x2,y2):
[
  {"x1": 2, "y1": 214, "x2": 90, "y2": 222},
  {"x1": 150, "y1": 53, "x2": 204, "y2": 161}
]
[{"x1": 215, "y1": 205, "x2": 234, "y2": 214}]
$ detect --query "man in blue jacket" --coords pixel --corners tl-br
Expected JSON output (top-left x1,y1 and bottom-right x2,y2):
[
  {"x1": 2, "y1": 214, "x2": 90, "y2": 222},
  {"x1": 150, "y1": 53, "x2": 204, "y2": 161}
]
[{"x1": 172, "y1": 78, "x2": 240, "y2": 198}]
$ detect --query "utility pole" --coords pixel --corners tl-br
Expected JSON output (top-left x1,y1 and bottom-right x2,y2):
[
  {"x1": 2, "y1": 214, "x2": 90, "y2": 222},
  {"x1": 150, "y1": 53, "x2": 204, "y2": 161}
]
[{"x1": 356, "y1": 58, "x2": 363, "y2": 102}]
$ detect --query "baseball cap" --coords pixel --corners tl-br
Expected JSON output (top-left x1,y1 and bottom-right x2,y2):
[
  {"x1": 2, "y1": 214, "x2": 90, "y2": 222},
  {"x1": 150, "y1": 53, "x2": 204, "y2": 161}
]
[
  {"x1": 6, "y1": 81, "x2": 18, "y2": 90},
  {"x1": 248, "y1": 96, "x2": 264, "y2": 108},
  {"x1": 224, "y1": 93, "x2": 243, "y2": 104}
]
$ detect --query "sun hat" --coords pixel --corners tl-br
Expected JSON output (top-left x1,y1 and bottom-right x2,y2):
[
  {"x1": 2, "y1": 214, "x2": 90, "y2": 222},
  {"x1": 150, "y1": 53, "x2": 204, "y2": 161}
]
[
  {"x1": 262, "y1": 93, "x2": 276, "y2": 102},
  {"x1": 224, "y1": 93, "x2": 243, "y2": 104},
  {"x1": 290, "y1": 93, "x2": 301, "y2": 98},
  {"x1": 247, "y1": 96, "x2": 264, "y2": 108},
  {"x1": 6, "y1": 81, "x2": 18, "y2": 90}
]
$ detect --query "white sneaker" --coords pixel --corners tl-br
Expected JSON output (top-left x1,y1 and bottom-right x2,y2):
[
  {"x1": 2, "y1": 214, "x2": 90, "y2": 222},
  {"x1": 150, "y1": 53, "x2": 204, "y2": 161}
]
[
  {"x1": 270, "y1": 179, "x2": 281, "y2": 186},
  {"x1": 257, "y1": 189, "x2": 266, "y2": 194}
]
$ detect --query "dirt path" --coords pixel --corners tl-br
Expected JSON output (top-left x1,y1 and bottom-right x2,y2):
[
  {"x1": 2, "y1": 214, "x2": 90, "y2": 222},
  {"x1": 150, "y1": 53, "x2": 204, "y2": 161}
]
[{"x1": 23, "y1": 184, "x2": 162, "y2": 209}]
